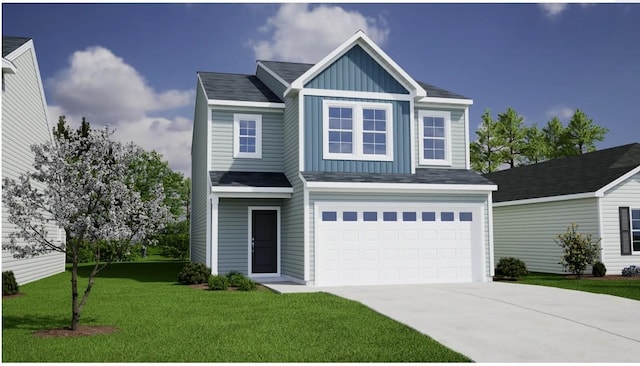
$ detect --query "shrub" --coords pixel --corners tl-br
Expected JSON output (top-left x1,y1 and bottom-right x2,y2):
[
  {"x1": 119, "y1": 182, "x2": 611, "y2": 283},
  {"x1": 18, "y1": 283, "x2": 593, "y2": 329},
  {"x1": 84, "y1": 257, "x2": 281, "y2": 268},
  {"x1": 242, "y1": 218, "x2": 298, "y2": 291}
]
[
  {"x1": 236, "y1": 277, "x2": 257, "y2": 291},
  {"x1": 177, "y1": 262, "x2": 211, "y2": 284},
  {"x1": 2, "y1": 271, "x2": 19, "y2": 296},
  {"x1": 226, "y1": 270, "x2": 247, "y2": 287},
  {"x1": 495, "y1": 257, "x2": 528, "y2": 278},
  {"x1": 592, "y1": 261, "x2": 607, "y2": 277},
  {"x1": 556, "y1": 223, "x2": 601, "y2": 279},
  {"x1": 208, "y1": 275, "x2": 229, "y2": 291}
]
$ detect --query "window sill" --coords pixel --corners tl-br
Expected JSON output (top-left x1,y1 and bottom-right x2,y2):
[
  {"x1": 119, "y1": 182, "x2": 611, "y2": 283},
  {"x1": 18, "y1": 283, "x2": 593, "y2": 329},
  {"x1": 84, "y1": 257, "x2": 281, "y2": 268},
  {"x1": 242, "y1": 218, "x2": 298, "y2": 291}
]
[{"x1": 323, "y1": 152, "x2": 394, "y2": 162}]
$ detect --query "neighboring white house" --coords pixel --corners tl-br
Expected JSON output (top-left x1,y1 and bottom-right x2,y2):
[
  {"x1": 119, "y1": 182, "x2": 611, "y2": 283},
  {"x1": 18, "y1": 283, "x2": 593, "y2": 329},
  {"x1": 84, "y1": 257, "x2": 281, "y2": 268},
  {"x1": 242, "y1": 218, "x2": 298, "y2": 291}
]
[
  {"x1": 2, "y1": 36, "x2": 66, "y2": 284},
  {"x1": 484, "y1": 143, "x2": 640, "y2": 275},
  {"x1": 191, "y1": 30, "x2": 497, "y2": 287}
]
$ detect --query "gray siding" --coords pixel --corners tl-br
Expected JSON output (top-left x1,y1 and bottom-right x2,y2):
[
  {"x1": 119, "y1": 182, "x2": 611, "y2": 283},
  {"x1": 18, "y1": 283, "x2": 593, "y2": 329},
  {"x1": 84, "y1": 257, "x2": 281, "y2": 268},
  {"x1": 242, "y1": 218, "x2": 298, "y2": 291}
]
[
  {"x1": 256, "y1": 65, "x2": 288, "y2": 99},
  {"x1": 493, "y1": 198, "x2": 600, "y2": 274},
  {"x1": 600, "y1": 172, "x2": 640, "y2": 274},
  {"x1": 210, "y1": 110, "x2": 284, "y2": 172},
  {"x1": 415, "y1": 106, "x2": 467, "y2": 169},
  {"x1": 305, "y1": 45, "x2": 409, "y2": 94},
  {"x1": 307, "y1": 192, "x2": 491, "y2": 282},
  {"x1": 2, "y1": 43, "x2": 65, "y2": 285},
  {"x1": 304, "y1": 96, "x2": 411, "y2": 173},
  {"x1": 218, "y1": 198, "x2": 285, "y2": 275},
  {"x1": 281, "y1": 96, "x2": 305, "y2": 280},
  {"x1": 190, "y1": 81, "x2": 209, "y2": 265}
]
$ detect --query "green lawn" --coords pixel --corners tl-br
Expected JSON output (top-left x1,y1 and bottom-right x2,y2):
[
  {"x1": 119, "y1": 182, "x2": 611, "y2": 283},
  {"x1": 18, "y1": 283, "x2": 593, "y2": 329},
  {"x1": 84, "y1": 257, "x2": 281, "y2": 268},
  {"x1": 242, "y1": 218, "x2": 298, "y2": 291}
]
[
  {"x1": 3, "y1": 260, "x2": 471, "y2": 362},
  {"x1": 517, "y1": 273, "x2": 640, "y2": 301}
]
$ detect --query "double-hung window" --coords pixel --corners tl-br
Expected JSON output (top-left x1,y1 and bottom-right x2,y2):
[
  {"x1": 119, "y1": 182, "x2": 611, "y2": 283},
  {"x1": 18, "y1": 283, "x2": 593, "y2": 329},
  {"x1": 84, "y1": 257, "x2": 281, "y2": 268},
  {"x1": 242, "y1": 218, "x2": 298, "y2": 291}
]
[
  {"x1": 323, "y1": 100, "x2": 393, "y2": 161},
  {"x1": 418, "y1": 110, "x2": 451, "y2": 166},
  {"x1": 233, "y1": 114, "x2": 262, "y2": 159},
  {"x1": 632, "y1": 209, "x2": 640, "y2": 253}
]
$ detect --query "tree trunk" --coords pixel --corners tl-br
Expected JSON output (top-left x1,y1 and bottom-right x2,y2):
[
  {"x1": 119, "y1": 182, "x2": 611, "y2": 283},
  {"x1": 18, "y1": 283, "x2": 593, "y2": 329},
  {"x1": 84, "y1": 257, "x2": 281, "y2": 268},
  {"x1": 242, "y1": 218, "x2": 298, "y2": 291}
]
[{"x1": 70, "y1": 242, "x2": 80, "y2": 331}]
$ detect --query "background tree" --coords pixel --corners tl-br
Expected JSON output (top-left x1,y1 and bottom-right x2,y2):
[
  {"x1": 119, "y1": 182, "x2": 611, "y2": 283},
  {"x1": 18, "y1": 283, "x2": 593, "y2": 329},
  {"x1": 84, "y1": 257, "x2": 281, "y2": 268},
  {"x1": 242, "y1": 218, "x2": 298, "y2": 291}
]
[
  {"x1": 564, "y1": 109, "x2": 608, "y2": 155},
  {"x1": 496, "y1": 107, "x2": 526, "y2": 168},
  {"x1": 2, "y1": 118, "x2": 171, "y2": 330},
  {"x1": 521, "y1": 124, "x2": 547, "y2": 164},
  {"x1": 542, "y1": 117, "x2": 568, "y2": 160},
  {"x1": 470, "y1": 109, "x2": 505, "y2": 173}
]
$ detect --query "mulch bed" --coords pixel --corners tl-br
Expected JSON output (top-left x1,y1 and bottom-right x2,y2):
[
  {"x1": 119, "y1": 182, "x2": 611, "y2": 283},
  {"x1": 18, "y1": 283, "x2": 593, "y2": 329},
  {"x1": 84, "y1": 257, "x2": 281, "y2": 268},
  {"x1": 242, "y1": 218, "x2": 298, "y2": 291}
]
[
  {"x1": 188, "y1": 283, "x2": 270, "y2": 291},
  {"x1": 2, "y1": 292, "x2": 25, "y2": 299},
  {"x1": 33, "y1": 325, "x2": 119, "y2": 338},
  {"x1": 562, "y1": 274, "x2": 640, "y2": 281}
]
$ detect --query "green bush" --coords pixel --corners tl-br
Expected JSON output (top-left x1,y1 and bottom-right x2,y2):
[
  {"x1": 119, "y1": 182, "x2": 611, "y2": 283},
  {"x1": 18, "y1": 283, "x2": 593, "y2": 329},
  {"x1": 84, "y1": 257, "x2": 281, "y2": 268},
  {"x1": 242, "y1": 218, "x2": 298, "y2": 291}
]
[
  {"x1": 495, "y1": 257, "x2": 528, "y2": 278},
  {"x1": 67, "y1": 240, "x2": 141, "y2": 263},
  {"x1": 592, "y1": 261, "x2": 607, "y2": 277},
  {"x1": 2, "y1": 271, "x2": 19, "y2": 296},
  {"x1": 158, "y1": 220, "x2": 190, "y2": 260},
  {"x1": 177, "y1": 262, "x2": 211, "y2": 284},
  {"x1": 556, "y1": 223, "x2": 601, "y2": 279},
  {"x1": 207, "y1": 275, "x2": 229, "y2": 291},
  {"x1": 226, "y1": 270, "x2": 247, "y2": 287},
  {"x1": 236, "y1": 277, "x2": 257, "y2": 291}
]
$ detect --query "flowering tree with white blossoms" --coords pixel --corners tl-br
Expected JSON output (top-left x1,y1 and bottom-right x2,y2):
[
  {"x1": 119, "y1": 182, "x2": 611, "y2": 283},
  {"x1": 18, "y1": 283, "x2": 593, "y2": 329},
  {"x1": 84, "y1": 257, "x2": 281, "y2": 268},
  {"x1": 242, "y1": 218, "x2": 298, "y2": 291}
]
[{"x1": 2, "y1": 118, "x2": 171, "y2": 330}]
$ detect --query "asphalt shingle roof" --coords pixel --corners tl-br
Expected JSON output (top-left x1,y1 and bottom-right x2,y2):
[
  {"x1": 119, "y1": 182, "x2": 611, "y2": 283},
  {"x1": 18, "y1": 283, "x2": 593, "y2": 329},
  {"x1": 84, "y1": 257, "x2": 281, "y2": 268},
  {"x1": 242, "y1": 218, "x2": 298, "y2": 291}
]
[
  {"x1": 484, "y1": 143, "x2": 640, "y2": 203},
  {"x1": 3, "y1": 36, "x2": 31, "y2": 58},
  {"x1": 302, "y1": 168, "x2": 494, "y2": 185},
  {"x1": 209, "y1": 171, "x2": 292, "y2": 188},
  {"x1": 198, "y1": 72, "x2": 283, "y2": 103},
  {"x1": 258, "y1": 60, "x2": 312, "y2": 84}
]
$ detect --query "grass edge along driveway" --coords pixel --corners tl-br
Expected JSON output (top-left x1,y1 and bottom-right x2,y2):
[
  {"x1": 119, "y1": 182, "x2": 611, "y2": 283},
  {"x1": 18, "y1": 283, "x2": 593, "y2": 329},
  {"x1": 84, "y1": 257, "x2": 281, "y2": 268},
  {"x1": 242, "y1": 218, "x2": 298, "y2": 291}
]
[
  {"x1": 515, "y1": 272, "x2": 640, "y2": 301},
  {"x1": 2, "y1": 260, "x2": 471, "y2": 362}
]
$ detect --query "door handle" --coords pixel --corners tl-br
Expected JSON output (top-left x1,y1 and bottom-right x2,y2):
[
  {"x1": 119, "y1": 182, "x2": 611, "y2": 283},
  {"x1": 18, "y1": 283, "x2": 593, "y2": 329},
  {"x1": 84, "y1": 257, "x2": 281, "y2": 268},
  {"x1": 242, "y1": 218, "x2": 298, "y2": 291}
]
[{"x1": 251, "y1": 237, "x2": 255, "y2": 253}]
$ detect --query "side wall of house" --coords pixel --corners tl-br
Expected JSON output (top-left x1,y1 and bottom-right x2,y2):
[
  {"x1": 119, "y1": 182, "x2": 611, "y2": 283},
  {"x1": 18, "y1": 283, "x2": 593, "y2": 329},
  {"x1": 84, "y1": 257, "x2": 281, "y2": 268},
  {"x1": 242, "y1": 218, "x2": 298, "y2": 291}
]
[
  {"x1": 414, "y1": 106, "x2": 468, "y2": 170},
  {"x1": 600, "y1": 172, "x2": 640, "y2": 274},
  {"x1": 256, "y1": 65, "x2": 287, "y2": 99},
  {"x1": 2, "y1": 45, "x2": 65, "y2": 285},
  {"x1": 190, "y1": 81, "x2": 209, "y2": 265},
  {"x1": 493, "y1": 198, "x2": 599, "y2": 274}
]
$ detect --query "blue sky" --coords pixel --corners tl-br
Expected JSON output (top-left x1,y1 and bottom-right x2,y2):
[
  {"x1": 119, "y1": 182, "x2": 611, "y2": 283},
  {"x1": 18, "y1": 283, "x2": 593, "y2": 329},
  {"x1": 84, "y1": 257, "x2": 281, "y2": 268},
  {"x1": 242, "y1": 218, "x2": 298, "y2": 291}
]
[{"x1": 3, "y1": 3, "x2": 639, "y2": 176}]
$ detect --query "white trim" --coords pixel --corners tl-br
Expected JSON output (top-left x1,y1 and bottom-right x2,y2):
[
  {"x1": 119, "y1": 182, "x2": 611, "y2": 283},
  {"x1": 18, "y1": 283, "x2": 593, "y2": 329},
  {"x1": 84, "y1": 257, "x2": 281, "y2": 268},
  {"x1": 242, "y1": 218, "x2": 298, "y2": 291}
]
[
  {"x1": 596, "y1": 165, "x2": 640, "y2": 196},
  {"x1": 298, "y1": 91, "x2": 305, "y2": 171},
  {"x1": 204, "y1": 79, "x2": 212, "y2": 171},
  {"x1": 302, "y1": 88, "x2": 412, "y2": 101},
  {"x1": 487, "y1": 193, "x2": 495, "y2": 277},
  {"x1": 418, "y1": 110, "x2": 452, "y2": 166},
  {"x1": 208, "y1": 99, "x2": 285, "y2": 109},
  {"x1": 596, "y1": 197, "x2": 605, "y2": 263},
  {"x1": 2, "y1": 58, "x2": 16, "y2": 73},
  {"x1": 233, "y1": 113, "x2": 262, "y2": 159},
  {"x1": 409, "y1": 98, "x2": 416, "y2": 174},
  {"x1": 211, "y1": 186, "x2": 292, "y2": 193},
  {"x1": 305, "y1": 181, "x2": 497, "y2": 193},
  {"x1": 631, "y1": 207, "x2": 640, "y2": 255},
  {"x1": 248, "y1": 206, "x2": 281, "y2": 277},
  {"x1": 303, "y1": 184, "x2": 310, "y2": 282},
  {"x1": 493, "y1": 192, "x2": 598, "y2": 207},
  {"x1": 322, "y1": 99, "x2": 394, "y2": 162},
  {"x1": 210, "y1": 195, "x2": 219, "y2": 274},
  {"x1": 464, "y1": 106, "x2": 471, "y2": 170},
  {"x1": 210, "y1": 105, "x2": 284, "y2": 114},
  {"x1": 256, "y1": 61, "x2": 290, "y2": 91},
  {"x1": 289, "y1": 30, "x2": 425, "y2": 97},
  {"x1": 215, "y1": 192, "x2": 292, "y2": 199},
  {"x1": 416, "y1": 97, "x2": 474, "y2": 106}
]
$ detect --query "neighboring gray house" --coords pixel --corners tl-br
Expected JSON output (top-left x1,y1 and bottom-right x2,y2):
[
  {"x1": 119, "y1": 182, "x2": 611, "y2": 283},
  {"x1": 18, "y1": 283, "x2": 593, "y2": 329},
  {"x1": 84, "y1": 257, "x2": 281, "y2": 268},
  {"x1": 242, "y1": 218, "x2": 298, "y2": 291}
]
[
  {"x1": 485, "y1": 143, "x2": 640, "y2": 275},
  {"x1": 191, "y1": 31, "x2": 497, "y2": 286},
  {"x1": 2, "y1": 36, "x2": 66, "y2": 284}
]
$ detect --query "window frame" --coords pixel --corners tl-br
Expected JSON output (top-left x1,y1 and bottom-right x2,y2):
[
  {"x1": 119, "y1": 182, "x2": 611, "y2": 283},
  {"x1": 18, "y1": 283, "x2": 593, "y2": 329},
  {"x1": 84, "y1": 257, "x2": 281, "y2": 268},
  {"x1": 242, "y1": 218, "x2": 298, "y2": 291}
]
[
  {"x1": 418, "y1": 110, "x2": 452, "y2": 166},
  {"x1": 233, "y1": 113, "x2": 262, "y2": 159},
  {"x1": 323, "y1": 100, "x2": 394, "y2": 162},
  {"x1": 631, "y1": 208, "x2": 640, "y2": 254}
]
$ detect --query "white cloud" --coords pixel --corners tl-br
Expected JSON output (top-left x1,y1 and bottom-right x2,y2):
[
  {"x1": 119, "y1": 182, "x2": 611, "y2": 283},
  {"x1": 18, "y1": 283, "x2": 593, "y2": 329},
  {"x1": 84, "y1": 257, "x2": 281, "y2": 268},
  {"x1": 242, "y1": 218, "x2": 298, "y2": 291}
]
[
  {"x1": 47, "y1": 46, "x2": 193, "y2": 176},
  {"x1": 539, "y1": 3, "x2": 569, "y2": 18},
  {"x1": 545, "y1": 105, "x2": 575, "y2": 120},
  {"x1": 249, "y1": 3, "x2": 390, "y2": 63}
]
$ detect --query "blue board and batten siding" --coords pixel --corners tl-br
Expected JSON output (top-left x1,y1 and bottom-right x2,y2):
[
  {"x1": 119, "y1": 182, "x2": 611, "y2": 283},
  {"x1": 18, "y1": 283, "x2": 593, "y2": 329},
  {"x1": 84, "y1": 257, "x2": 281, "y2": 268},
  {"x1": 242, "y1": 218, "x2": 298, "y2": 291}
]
[
  {"x1": 304, "y1": 96, "x2": 411, "y2": 173},
  {"x1": 415, "y1": 107, "x2": 468, "y2": 170},
  {"x1": 305, "y1": 45, "x2": 409, "y2": 94},
  {"x1": 210, "y1": 110, "x2": 285, "y2": 172}
]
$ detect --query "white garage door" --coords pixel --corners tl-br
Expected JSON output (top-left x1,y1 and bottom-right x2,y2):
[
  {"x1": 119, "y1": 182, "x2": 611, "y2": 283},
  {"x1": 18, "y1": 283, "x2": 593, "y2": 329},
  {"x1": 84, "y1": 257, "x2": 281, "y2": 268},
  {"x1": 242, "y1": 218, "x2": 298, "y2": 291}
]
[{"x1": 315, "y1": 203, "x2": 483, "y2": 286}]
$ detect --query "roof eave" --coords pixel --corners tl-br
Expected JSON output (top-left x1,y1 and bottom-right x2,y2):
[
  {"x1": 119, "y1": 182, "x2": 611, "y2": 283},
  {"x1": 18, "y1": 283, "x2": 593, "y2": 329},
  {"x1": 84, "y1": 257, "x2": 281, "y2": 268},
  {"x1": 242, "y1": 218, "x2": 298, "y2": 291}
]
[
  {"x1": 2, "y1": 58, "x2": 16, "y2": 74},
  {"x1": 595, "y1": 164, "x2": 640, "y2": 196}
]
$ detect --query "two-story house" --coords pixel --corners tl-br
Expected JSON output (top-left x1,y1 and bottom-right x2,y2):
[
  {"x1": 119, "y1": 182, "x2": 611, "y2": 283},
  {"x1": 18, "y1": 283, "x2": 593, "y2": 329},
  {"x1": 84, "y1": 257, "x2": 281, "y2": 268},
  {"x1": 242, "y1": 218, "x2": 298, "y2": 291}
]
[
  {"x1": 191, "y1": 31, "x2": 496, "y2": 286},
  {"x1": 2, "y1": 36, "x2": 66, "y2": 284}
]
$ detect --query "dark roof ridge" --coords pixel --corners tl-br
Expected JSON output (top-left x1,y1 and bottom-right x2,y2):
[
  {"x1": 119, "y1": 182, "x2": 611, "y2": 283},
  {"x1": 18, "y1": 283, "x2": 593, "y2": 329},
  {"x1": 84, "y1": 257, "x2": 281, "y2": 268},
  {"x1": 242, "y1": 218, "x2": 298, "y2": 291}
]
[
  {"x1": 197, "y1": 71, "x2": 253, "y2": 77},
  {"x1": 258, "y1": 59, "x2": 315, "y2": 66}
]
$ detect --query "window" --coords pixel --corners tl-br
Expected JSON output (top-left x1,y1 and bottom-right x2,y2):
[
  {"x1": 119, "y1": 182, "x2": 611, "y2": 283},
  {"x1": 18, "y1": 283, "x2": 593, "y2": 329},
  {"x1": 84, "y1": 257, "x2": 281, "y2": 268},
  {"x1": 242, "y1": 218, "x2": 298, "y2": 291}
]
[
  {"x1": 233, "y1": 114, "x2": 262, "y2": 159},
  {"x1": 422, "y1": 212, "x2": 436, "y2": 221},
  {"x1": 322, "y1": 211, "x2": 337, "y2": 221},
  {"x1": 323, "y1": 100, "x2": 393, "y2": 161},
  {"x1": 343, "y1": 211, "x2": 358, "y2": 222},
  {"x1": 460, "y1": 212, "x2": 473, "y2": 222},
  {"x1": 441, "y1": 212, "x2": 455, "y2": 222},
  {"x1": 403, "y1": 212, "x2": 417, "y2": 221},
  {"x1": 363, "y1": 211, "x2": 378, "y2": 221},
  {"x1": 418, "y1": 110, "x2": 451, "y2": 166},
  {"x1": 632, "y1": 209, "x2": 640, "y2": 252},
  {"x1": 383, "y1": 212, "x2": 397, "y2": 221}
]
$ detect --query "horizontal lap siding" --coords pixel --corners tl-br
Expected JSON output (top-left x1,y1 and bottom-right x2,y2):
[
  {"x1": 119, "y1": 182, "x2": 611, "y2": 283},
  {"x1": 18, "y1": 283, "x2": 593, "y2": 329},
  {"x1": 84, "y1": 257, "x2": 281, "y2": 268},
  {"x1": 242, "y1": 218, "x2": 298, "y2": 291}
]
[
  {"x1": 600, "y1": 173, "x2": 640, "y2": 274},
  {"x1": 493, "y1": 198, "x2": 599, "y2": 274},
  {"x1": 2, "y1": 47, "x2": 65, "y2": 285},
  {"x1": 190, "y1": 83, "x2": 209, "y2": 265},
  {"x1": 304, "y1": 96, "x2": 411, "y2": 173},
  {"x1": 308, "y1": 192, "x2": 490, "y2": 282},
  {"x1": 210, "y1": 110, "x2": 284, "y2": 172},
  {"x1": 415, "y1": 107, "x2": 467, "y2": 169},
  {"x1": 218, "y1": 198, "x2": 285, "y2": 275}
]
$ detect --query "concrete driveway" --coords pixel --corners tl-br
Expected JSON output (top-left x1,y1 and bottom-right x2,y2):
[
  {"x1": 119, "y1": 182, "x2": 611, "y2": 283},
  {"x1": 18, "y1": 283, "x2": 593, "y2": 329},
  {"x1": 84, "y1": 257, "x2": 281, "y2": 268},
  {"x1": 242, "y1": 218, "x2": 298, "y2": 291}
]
[{"x1": 321, "y1": 282, "x2": 640, "y2": 362}]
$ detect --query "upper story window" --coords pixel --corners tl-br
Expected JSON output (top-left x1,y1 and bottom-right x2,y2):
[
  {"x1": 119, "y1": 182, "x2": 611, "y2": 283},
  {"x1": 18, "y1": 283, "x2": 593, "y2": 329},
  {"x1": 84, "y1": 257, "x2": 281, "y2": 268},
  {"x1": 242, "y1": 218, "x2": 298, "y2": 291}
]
[
  {"x1": 418, "y1": 110, "x2": 451, "y2": 166},
  {"x1": 233, "y1": 114, "x2": 262, "y2": 159},
  {"x1": 323, "y1": 100, "x2": 393, "y2": 161}
]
